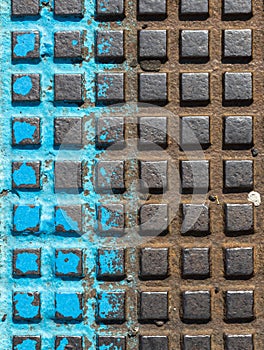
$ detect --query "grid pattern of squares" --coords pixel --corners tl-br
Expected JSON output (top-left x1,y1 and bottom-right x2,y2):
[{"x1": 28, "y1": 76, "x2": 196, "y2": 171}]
[{"x1": 0, "y1": 0, "x2": 263, "y2": 349}]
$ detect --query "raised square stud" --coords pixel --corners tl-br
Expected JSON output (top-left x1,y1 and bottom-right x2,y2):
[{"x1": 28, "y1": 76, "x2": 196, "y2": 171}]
[
  {"x1": 54, "y1": 118, "x2": 82, "y2": 147},
  {"x1": 182, "y1": 248, "x2": 210, "y2": 279},
  {"x1": 140, "y1": 203, "x2": 168, "y2": 235},
  {"x1": 97, "y1": 249, "x2": 125, "y2": 280},
  {"x1": 54, "y1": 74, "x2": 83, "y2": 103},
  {"x1": 13, "y1": 292, "x2": 40, "y2": 322},
  {"x1": 224, "y1": 247, "x2": 254, "y2": 279},
  {"x1": 12, "y1": 117, "x2": 40, "y2": 146},
  {"x1": 54, "y1": 161, "x2": 82, "y2": 191},
  {"x1": 96, "y1": 30, "x2": 124, "y2": 62},
  {"x1": 224, "y1": 334, "x2": 254, "y2": 350},
  {"x1": 138, "y1": 117, "x2": 167, "y2": 149},
  {"x1": 96, "y1": 204, "x2": 125, "y2": 234},
  {"x1": 12, "y1": 162, "x2": 40, "y2": 189},
  {"x1": 96, "y1": 0, "x2": 124, "y2": 19},
  {"x1": 181, "y1": 160, "x2": 210, "y2": 193},
  {"x1": 13, "y1": 336, "x2": 41, "y2": 350},
  {"x1": 225, "y1": 204, "x2": 254, "y2": 235},
  {"x1": 140, "y1": 247, "x2": 169, "y2": 279},
  {"x1": 96, "y1": 73, "x2": 124, "y2": 104},
  {"x1": 139, "y1": 292, "x2": 168, "y2": 322},
  {"x1": 223, "y1": 0, "x2": 252, "y2": 19},
  {"x1": 12, "y1": 0, "x2": 40, "y2": 16},
  {"x1": 55, "y1": 337, "x2": 83, "y2": 350},
  {"x1": 55, "y1": 249, "x2": 83, "y2": 277},
  {"x1": 224, "y1": 116, "x2": 253, "y2": 148},
  {"x1": 180, "y1": 116, "x2": 210, "y2": 149},
  {"x1": 181, "y1": 73, "x2": 210, "y2": 106},
  {"x1": 139, "y1": 30, "x2": 167, "y2": 60},
  {"x1": 223, "y1": 72, "x2": 253, "y2": 106},
  {"x1": 12, "y1": 74, "x2": 40, "y2": 103},
  {"x1": 138, "y1": 0, "x2": 167, "y2": 18},
  {"x1": 55, "y1": 293, "x2": 83, "y2": 321},
  {"x1": 13, "y1": 249, "x2": 41, "y2": 277},
  {"x1": 225, "y1": 291, "x2": 254, "y2": 323},
  {"x1": 54, "y1": 31, "x2": 82, "y2": 60},
  {"x1": 140, "y1": 336, "x2": 169, "y2": 350},
  {"x1": 180, "y1": 30, "x2": 209, "y2": 63},
  {"x1": 223, "y1": 30, "x2": 252, "y2": 63},
  {"x1": 97, "y1": 291, "x2": 126, "y2": 323},
  {"x1": 55, "y1": 206, "x2": 83, "y2": 233},
  {"x1": 54, "y1": 0, "x2": 83, "y2": 17},
  {"x1": 182, "y1": 291, "x2": 211, "y2": 323},
  {"x1": 139, "y1": 73, "x2": 167, "y2": 104},
  {"x1": 95, "y1": 160, "x2": 125, "y2": 193},
  {"x1": 13, "y1": 205, "x2": 40, "y2": 233},
  {"x1": 12, "y1": 31, "x2": 40, "y2": 60},
  {"x1": 181, "y1": 204, "x2": 210, "y2": 235},
  {"x1": 224, "y1": 160, "x2": 253, "y2": 192},
  {"x1": 96, "y1": 116, "x2": 124, "y2": 149},
  {"x1": 180, "y1": 0, "x2": 209, "y2": 19},
  {"x1": 97, "y1": 336, "x2": 126, "y2": 349},
  {"x1": 139, "y1": 160, "x2": 168, "y2": 193},
  {"x1": 182, "y1": 335, "x2": 211, "y2": 350}
]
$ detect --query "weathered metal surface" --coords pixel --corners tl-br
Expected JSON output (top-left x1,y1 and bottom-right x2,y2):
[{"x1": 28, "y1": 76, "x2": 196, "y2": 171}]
[{"x1": 0, "y1": 0, "x2": 263, "y2": 349}]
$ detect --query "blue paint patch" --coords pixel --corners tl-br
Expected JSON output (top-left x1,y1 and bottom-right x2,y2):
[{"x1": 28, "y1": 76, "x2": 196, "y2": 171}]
[
  {"x1": 14, "y1": 339, "x2": 38, "y2": 350},
  {"x1": 13, "y1": 293, "x2": 39, "y2": 320},
  {"x1": 55, "y1": 293, "x2": 82, "y2": 320},
  {"x1": 98, "y1": 250, "x2": 124, "y2": 275},
  {"x1": 97, "y1": 77, "x2": 114, "y2": 98},
  {"x1": 13, "y1": 163, "x2": 37, "y2": 187},
  {"x1": 55, "y1": 251, "x2": 80, "y2": 275},
  {"x1": 14, "y1": 33, "x2": 36, "y2": 57},
  {"x1": 97, "y1": 37, "x2": 112, "y2": 55},
  {"x1": 13, "y1": 121, "x2": 36, "y2": 144},
  {"x1": 72, "y1": 39, "x2": 78, "y2": 46},
  {"x1": 56, "y1": 338, "x2": 69, "y2": 350},
  {"x1": 97, "y1": 292, "x2": 123, "y2": 319},
  {"x1": 13, "y1": 206, "x2": 40, "y2": 232},
  {"x1": 99, "y1": 206, "x2": 120, "y2": 231},
  {"x1": 99, "y1": 343, "x2": 123, "y2": 350},
  {"x1": 13, "y1": 76, "x2": 32, "y2": 96},
  {"x1": 55, "y1": 208, "x2": 80, "y2": 232},
  {"x1": 15, "y1": 252, "x2": 39, "y2": 274}
]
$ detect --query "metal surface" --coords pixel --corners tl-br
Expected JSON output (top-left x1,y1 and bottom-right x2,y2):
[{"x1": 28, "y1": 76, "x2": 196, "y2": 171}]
[{"x1": 0, "y1": 0, "x2": 263, "y2": 349}]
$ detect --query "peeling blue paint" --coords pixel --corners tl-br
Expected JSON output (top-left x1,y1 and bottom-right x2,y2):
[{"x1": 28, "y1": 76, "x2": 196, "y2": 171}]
[
  {"x1": 13, "y1": 121, "x2": 36, "y2": 144},
  {"x1": 98, "y1": 250, "x2": 123, "y2": 275},
  {"x1": 13, "y1": 206, "x2": 40, "y2": 232},
  {"x1": 72, "y1": 39, "x2": 78, "y2": 46},
  {"x1": 13, "y1": 76, "x2": 32, "y2": 96},
  {"x1": 99, "y1": 206, "x2": 120, "y2": 230},
  {"x1": 55, "y1": 208, "x2": 80, "y2": 231},
  {"x1": 99, "y1": 344, "x2": 123, "y2": 350},
  {"x1": 14, "y1": 33, "x2": 36, "y2": 57},
  {"x1": 98, "y1": 292, "x2": 121, "y2": 318},
  {"x1": 0, "y1": 0, "x2": 130, "y2": 346},
  {"x1": 55, "y1": 293, "x2": 82, "y2": 319},
  {"x1": 55, "y1": 251, "x2": 80, "y2": 275},
  {"x1": 56, "y1": 338, "x2": 69, "y2": 350},
  {"x1": 15, "y1": 252, "x2": 39, "y2": 274},
  {"x1": 97, "y1": 37, "x2": 113, "y2": 54},
  {"x1": 13, "y1": 293, "x2": 39, "y2": 319},
  {"x1": 14, "y1": 339, "x2": 38, "y2": 350},
  {"x1": 13, "y1": 162, "x2": 37, "y2": 186},
  {"x1": 98, "y1": 76, "x2": 114, "y2": 98}
]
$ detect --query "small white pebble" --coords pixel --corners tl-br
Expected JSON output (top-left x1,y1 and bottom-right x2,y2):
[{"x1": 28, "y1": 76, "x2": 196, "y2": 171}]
[{"x1": 248, "y1": 191, "x2": 261, "y2": 207}]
